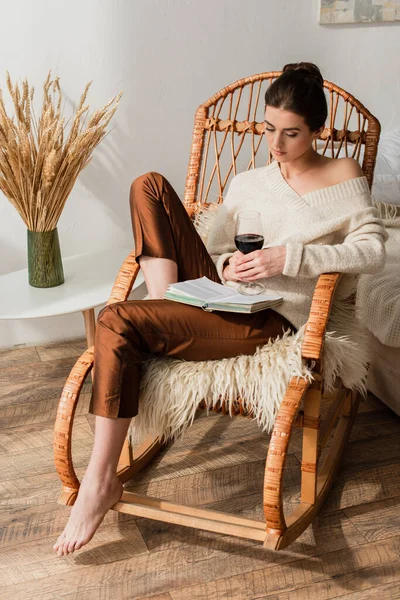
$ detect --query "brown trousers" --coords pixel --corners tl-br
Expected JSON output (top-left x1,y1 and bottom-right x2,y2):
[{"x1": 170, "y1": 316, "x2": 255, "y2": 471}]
[{"x1": 89, "y1": 172, "x2": 295, "y2": 419}]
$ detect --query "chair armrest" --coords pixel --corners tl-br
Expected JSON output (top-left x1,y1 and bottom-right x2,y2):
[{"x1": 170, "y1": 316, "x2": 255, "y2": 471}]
[
  {"x1": 107, "y1": 250, "x2": 141, "y2": 305},
  {"x1": 54, "y1": 347, "x2": 95, "y2": 503},
  {"x1": 301, "y1": 272, "x2": 340, "y2": 362}
]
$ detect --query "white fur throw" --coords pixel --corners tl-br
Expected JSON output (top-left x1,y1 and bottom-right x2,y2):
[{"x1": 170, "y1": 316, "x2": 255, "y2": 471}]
[{"x1": 128, "y1": 204, "x2": 370, "y2": 446}]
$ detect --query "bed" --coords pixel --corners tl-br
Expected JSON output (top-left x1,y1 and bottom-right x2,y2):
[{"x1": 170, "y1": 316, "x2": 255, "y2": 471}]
[{"x1": 357, "y1": 128, "x2": 400, "y2": 416}]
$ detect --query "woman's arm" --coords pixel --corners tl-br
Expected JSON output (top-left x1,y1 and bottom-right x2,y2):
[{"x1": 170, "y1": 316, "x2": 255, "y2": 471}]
[
  {"x1": 282, "y1": 205, "x2": 387, "y2": 278},
  {"x1": 236, "y1": 206, "x2": 387, "y2": 282},
  {"x1": 282, "y1": 158, "x2": 388, "y2": 278}
]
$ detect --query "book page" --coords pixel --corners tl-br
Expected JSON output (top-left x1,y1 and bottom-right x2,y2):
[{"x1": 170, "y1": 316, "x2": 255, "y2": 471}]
[
  {"x1": 168, "y1": 277, "x2": 282, "y2": 305},
  {"x1": 167, "y1": 278, "x2": 225, "y2": 302},
  {"x1": 220, "y1": 293, "x2": 282, "y2": 305}
]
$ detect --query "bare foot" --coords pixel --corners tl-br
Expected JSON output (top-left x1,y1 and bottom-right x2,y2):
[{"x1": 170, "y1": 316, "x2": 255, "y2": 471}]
[{"x1": 53, "y1": 473, "x2": 123, "y2": 557}]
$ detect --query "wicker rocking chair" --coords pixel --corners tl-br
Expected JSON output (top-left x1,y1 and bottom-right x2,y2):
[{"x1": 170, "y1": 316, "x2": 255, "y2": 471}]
[{"x1": 54, "y1": 71, "x2": 380, "y2": 551}]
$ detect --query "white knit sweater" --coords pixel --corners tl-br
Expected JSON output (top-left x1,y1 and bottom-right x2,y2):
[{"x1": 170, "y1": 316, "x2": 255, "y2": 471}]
[{"x1": 206, "y1": 159, "x2": 388, "y2": 329}]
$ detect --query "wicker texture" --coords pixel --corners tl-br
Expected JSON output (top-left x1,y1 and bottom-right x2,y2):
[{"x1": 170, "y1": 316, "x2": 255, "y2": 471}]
[
  {"x1": 108, "y1": 252, "x2": 140, "y2": 304},
  {"x1": 183, "y1": 72, "x2": 380, "y2": 213},
  {"x1": 54, "y1": 347, "x2": 94, "y2": 504},
  {"x1": 263, "y1": 376, "x2": 310, "y2": 534},
  {"x1": 301, "y1": 273, "x2": 340, "y2": 361},
  {"x1": 54, "y1": 71, "x2": 380, "y2": 549}
]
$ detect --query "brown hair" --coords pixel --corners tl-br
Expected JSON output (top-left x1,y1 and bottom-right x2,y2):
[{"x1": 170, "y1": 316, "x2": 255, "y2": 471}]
[{"x1": 264, "y1": 62, "x2": 327, "y2": 132}]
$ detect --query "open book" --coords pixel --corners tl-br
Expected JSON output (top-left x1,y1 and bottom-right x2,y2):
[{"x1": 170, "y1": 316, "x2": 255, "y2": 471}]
[{"x1": 163, "y1": 277, "x2": 283, "y2": 313}]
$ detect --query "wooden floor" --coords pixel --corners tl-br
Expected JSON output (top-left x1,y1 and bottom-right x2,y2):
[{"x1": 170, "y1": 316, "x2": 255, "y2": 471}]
[{"x1": 1, "y1": 337, "x2": 400, "y2": 600}]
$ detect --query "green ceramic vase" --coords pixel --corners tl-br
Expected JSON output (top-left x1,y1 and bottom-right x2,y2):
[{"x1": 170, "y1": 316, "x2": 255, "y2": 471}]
[{"x1": 27, "y1": 227, "x2": 65, "y2": 288}]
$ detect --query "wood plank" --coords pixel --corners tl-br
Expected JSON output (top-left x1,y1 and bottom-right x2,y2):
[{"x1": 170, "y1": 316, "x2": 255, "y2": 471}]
[
  {"x1": 0, "y1": 458, "x2": 297, "y2": 541},
  {"x1": 0, "y1": 518, "x2": 149, "y2": 588},
  {"x1": 128, "y1": 456, "x2": 300, "y2": 506},
  {"x1": 357, "y1": 393, "x2": 389, "y2": 413},
  {"x1": 9, "y1": 532, "x2": 400, "y2": 599},
  {"x1": 0, "y1": 457, "x2": 288, "y2": 514},
  {"x1": 73, "y1": 593, "x2": 173, "y2": 600},
  {"x1": 324, "y1": 581, "x2": 400, "y2": 600},
  {"x1": 136, "y1": 497, "x2": 365, "y2": 554},
  {"x1": 0, "y1": 338, "x2": 399, "y2": 600},
  {"x1": 174, "y1": 392, "x2": 383, "y2": 452},
  {"x1": 0, "y1": 500, "x2": 135, "y2": 548},
  {"x1": 166, "y1": 410, "x2": 269, "y2": 449},
  {"x1": 0, "y1": 355, "x2": 85, "y2": 387},
  {"x1": 287, "y1": 406, "x2": 399, "y2": 457},
  {"x1": 0, "y1": 378, "x2": 91, "y2": 410},
  {"x1": 128, "y1": 433, "x2": 301, "y2": 487},
  {"x1": 115, "y1": 491, "x2": 267, "y2": 542},
  {"x1": 135, "y1": 595, "x2": 173, "y2": 600},
  {"x1": 35, "y1": 337, "x2": 87, "y2": 362},
  {"x1": 0, "y1": 437, "x2": 92, "y2": 482},
  {"x1": 0, "y1": 389, "x2": 91, "y2": 429},
  {"x1": 349, "y1": 408, "x2": 400, "y2": 442},
  {"x1": 334, "y1": 432, "x2": 400, "y2": 472},
  {"x1": 0, "y1": 404, "x2": 394, "y2": 524},
  {"x1": 343, "y1": 496, "x2": 400, "y2": 543},
  {"x1": 0, "y1": 345, "x2": 39, "y2": 369},
  {"x1": 128, "y1": 445, "x2": 400, "y2": 520},
  {"x1": 0, "y1": 415, "x2": 93, "y2": 454},
  {"x1": 170, "y1": 557, "x2": 400, "y2": 600},
  {"x1": 288, "y1": 463, "x2": 400, "y2": 514},
  {"x1": 294, "y1": 431, "x2": 400, "y2": 475},
  {"x1": 0, "y1": 471, "x2": 83, "y2": 510}
]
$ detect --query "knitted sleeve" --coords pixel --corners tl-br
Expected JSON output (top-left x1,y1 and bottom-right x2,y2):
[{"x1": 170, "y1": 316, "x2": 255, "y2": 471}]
[{"x1": 283, "y1": 204, "x2": 388, "y2": 278}]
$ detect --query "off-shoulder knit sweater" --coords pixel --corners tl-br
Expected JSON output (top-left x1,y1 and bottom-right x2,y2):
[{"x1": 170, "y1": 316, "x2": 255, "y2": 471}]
[{"x1": 206, "y1": 159, "x2": 388, "y2": 329}]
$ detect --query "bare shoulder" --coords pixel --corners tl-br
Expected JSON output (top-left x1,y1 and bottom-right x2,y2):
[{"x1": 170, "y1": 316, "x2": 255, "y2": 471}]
[
  {"x1": 333, "y1": 157, "x2": 365, "y2": 182},
  {"x1": 313, "y1": 156, "x2": 365, "y2": 188}
]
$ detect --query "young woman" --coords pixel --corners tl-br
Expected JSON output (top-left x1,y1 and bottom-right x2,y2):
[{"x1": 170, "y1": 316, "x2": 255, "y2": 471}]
[{"x1": 53, "y1": 62, "x2": 387, "y2": 556}]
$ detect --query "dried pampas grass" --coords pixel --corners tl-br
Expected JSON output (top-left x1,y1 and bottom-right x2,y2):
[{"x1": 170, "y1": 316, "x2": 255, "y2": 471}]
[{"x1": 0, "y1": 71, "x2": 122, "y2": 231}]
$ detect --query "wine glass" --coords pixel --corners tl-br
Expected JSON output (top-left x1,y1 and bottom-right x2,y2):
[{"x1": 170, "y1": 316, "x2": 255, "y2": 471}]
[{"x1": 234, "y1": 210, "x2": 266, "y2": 295}]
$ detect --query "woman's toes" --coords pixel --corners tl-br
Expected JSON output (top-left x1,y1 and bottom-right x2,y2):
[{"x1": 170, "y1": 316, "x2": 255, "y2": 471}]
[
  {"x1": 53, "y1": 476, "x2": 122, "y2": 557},
  {"x1": 54, "y1": 534, "x2": 63, "y2": 550}
]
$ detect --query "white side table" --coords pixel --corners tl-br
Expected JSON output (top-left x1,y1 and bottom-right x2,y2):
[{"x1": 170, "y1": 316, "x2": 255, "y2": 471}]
[{"x1": 0, "y1": 248, "x2": 146, "y2": 348}]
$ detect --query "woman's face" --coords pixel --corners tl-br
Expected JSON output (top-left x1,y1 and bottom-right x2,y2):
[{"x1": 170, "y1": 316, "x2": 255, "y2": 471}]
[{"x1": 264, "y1": 105, "x2": 321, "y2": 163}]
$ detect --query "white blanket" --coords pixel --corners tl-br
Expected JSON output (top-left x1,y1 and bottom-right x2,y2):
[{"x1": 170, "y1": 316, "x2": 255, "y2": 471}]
[{"x1": 357, "y1": 204, "x2": 400, "y2": 347}]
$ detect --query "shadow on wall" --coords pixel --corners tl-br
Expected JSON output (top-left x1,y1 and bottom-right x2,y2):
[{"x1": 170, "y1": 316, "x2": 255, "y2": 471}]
[
  {"x1": 0, "y1": 237, "x2": 26, "y2": 276},
  {"x1": 62, "y1": 90, "x2": 137, "y2": 229},
  {"x1": 0, "y1": 311, "x2": 86, "y2": 351}
]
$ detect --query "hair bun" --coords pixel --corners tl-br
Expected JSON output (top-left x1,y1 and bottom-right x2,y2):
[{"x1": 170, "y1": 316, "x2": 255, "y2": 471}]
[{"x1": 282, "y1": 62, "x2": 324, "y2": 87}]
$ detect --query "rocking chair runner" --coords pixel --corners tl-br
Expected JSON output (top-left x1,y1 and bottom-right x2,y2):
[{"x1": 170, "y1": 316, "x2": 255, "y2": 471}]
[{"x1": 54, "y1": 71, "x2": 380, "y2": 550}]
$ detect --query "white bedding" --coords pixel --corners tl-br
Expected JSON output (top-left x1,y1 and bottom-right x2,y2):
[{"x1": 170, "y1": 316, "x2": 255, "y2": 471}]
[{"x1": 357, "y1": 207, "x2": 400, "y2": 347}]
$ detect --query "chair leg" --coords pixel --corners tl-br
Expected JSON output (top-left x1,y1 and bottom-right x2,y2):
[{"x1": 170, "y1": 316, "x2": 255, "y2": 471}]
[
  {"x1": 263, "y1": 376, "x2": 311, "y2": 548},
  {"x1": 263, "y1": 383, "x2": 361, "y2": 550},
  {"x1": 116, "y1": 434, "x2": 165, "y2": 484},
  {"x1": 55, "y1": 347, "x2": 95, "y2": 506},
  {"x1": 300, "y1": 379, "x2": 321, "y2": 504}
]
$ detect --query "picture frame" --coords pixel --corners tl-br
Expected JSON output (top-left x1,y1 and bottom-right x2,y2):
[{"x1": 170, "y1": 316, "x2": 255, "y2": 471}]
[{"x1": 318, "y1": 0, "x2": 400, "y2": 24}]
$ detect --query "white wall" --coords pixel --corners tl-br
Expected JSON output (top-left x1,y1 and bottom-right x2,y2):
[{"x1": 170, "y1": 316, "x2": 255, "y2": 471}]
[{"x1": 1, "y1": 0, "x2": 399, "y2": 350}]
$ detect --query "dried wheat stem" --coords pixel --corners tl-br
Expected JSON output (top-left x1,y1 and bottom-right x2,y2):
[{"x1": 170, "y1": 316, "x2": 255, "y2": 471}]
[{"x1": 0, "y1": 71, "x2": 122, "y2": 231}]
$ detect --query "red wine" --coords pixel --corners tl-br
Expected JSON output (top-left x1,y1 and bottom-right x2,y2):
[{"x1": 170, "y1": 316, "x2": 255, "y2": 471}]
[{"x1": 234, "y1": 233, "x2": 264, "y2": 254}]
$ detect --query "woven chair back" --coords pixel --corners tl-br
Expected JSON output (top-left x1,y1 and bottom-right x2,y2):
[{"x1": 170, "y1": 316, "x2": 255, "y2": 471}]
[{"x1": 183, "y1": 71, "x2": 380, "y2": 216}]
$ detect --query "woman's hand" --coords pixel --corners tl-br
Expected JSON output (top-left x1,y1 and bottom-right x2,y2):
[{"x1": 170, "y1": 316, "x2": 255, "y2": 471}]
[{"x1": 223, "y1": 247, "x2": 287, "y2": 282}]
